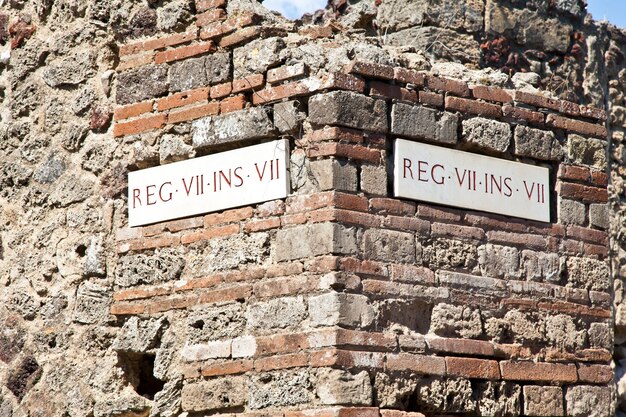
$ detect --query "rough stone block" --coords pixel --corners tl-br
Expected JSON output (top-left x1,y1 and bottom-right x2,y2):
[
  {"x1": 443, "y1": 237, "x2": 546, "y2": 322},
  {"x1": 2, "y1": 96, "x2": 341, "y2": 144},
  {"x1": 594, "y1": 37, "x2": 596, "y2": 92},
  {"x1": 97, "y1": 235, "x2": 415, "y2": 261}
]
[
  {"x1": 415, "y1": 377, "x2": 475, "y2": 413},
  {"x1": 568, "y1": 134, "x2": 607, "y2": 170},
  {"x1": 477, "y1": 244, "x2": 521, "y2": 279},
  {"x1": 558, "y1": 198, "x2": 586, "y2": 225},
  {"x1": 462, "y1": 117, "x2": 511, "y2": 152},
  {"x1": 523, "y1": 385, "x2": 564, "y2": 416},
  {"x1": 589, "y1": 203, "x2": 609, "y2": 229},
  {"x1": 117, "y1": 65, "x2": 169, "y2": 105},
  {"x1": 361, "y1": 164, "x2": 387, "y2": 195},
  {"x1": 73, "y1": 282, "x2": 110, "y2": 324},
  {"x1": 116, "y1": 250, "x2": 185, "y2": 287},
  {"x1": 275, "y1": 223, "x2": 357, "y2": 261},
  {"x1": 588, "y1": 322, "x2": 612, "y2": 349},
  {"x1": 310, "y1": 159, "x2": 358, "y2": 192},
  {"x1": 386, "y1": 26, "x2": 480, "y2": 63},
  {"x1": 187, "y1": 303, "x2": 245, "y2": 344},
  {"x1": 245, "y1": 296, "x2": 307, "y2": 330},
  {"x1": 316, "y1": 369, "x2": 372, "y2": 406},
  {"x1": 545, "y1": 314, "x2": 585, "y2": 350},
  {"x1": 206, "y1": 51, "x2": 231, "y2": 84},
  {"x1": 248, "y1": 370, "x2": 311, "y2": 409},
  {"x1": 308, "y1": 293, "x2": 375, "y2": 328},
  {"x1": 430, "y1": 303, "x2": 483, "y2": 339},
  {"x1": 274, "y1": 100, "x2": 305, "y2": 134},
  {"x1": 192, "y1": 107, "x2": 275, "y2": 149},
  {"x1": 514, "y1": 125, "x2": 563, "y2": 160},
  {"x1": 565, "y1": 386, "x2": 613, "y2": 417},
  {"x1": 361, "y1": 228, "x2": 416, "y2": 263},
  {"x1": 181, "y1": 377, "x2": 247, "y2": 412},
  {"x1": 112, "y1": 317, "x2": 168, "y2": 353},
  {"x1": 391, "y1": 103, "x2": 457, "y2": 144},
  {"x1": 521, "y1": 250, "x2": 561, "y2": 282},
  {"x1": 309, "y1": 91, "x2": 388, "y2": 133},
  {"x1": 504, "y1": 310, "x2": 544, "y2": 343},
  {"x1": 233, "y1": 37, "x2": 285, "y2": 77},
  {"x1": 169, "y1": 57, "x2": 208, "y2": 92},
  {"x1": 566, "y1": 257, "x2": 610, "y2": 291},
  {"x1": 476, "y1": 381, "x2": 521, "y2": 417}
]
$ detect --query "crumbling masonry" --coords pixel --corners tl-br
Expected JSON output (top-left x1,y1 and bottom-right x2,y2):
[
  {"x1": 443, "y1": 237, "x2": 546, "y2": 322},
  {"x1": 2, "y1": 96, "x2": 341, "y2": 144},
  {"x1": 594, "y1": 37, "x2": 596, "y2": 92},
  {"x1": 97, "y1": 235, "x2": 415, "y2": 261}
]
[{"x1": 1, "y1": 0, "x2": 626, "y2": 416}]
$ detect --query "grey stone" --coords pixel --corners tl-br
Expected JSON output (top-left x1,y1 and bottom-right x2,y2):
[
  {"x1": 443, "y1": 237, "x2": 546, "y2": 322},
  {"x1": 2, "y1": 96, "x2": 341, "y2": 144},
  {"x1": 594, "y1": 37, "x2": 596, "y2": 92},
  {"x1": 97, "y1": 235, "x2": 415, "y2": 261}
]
[
  {"x1": 34, "y1": 152, "x2": 66, "y2": 184},
  {"x1": 424, "y1": 239, "x2": 478, "y2": 270},
  {"x1": 275, "y1": 223, "x2": 357, "y2": 262},
  {"x1": 49, "y1": 174, "x2": 94, "y2": 207},
  {"x1": 558, "y1": 198, "x2": 586, "y2": 225},
  {"x1": 73, "y1": 281, "x2": 110, "y2": 324},
  {"x1": 93, "y1": 388, "x2": 150, "y2": 417},
  {"x1": 386, "y1": 26, "x2": 481, "y2": 63},
  {"x1": 360, "y1": 164, "x2": 387, "y2": 195},
  {"x1": 523, "y1": 385, "x2": 564, "y2": 416},
  {"x1": 169, "y1": 57, "x2": 208, "y2": 92},
  {"x1": 187, "y1": 303, "x2": 245, "y2": 344},
  {"x1": 157, "y1": 0, "x2": 193, "y2": 31},
  {"x1": 249, "y1": 370, "x2": 311, "y2": 409},
  {"x1": 362, "y1": 228, "x2": 416, "y2": 263},
  {"x1": 430, "y1": 303, "x2": 483, "y2": 338},
  {"x1": 11, "y1": 82, "x2": 40, "y2": 117},
  {"x1": 115, "y1": 250, "x2": 185, "y2": 287},
  {"x1": 181, "y1": 377, "x2": 247, "y2": 412},
  {"x1": 43, "y1": 50, "x2": 96, "y2": 87},
  {"x1": 391, "y1": 103, "x2": 457, "y2": 144},
  {"x1": 521, "y1": 250, "x2": 561, "y2": 282},
  {"x1": 72, "y1": 86, "x2": 95, "y2": 115},
  {"x1": 61, "y1": 123, "x2": 89, "y2": 152},
  {"x1": 504, "y1": 310, "x2": 544, "y2": 343},
  {"x1": 82, "y1": 139, "x2": 117, "y2": 175},
  {"x1": 589, "y1": 203, "x2": 609, "y2": 229},
  {"x1": 192, "y1": 107, "x2": 275, "y2": 149},
  {"x1": 159, "y1": 134, "x2": 195, "y2": 164},
  {"x1": 316, "y1": 369, "x2": 372, "y2": 406},
  {"x1": 112, "y1": 316, "x2": 168, "y2": 353},
  {"x1": 476, "y1": 381, "x2": 521, "y2": 417},
  {"x1": 477, "y1": 244, "x2": 521, "y2": 279},
  {"x1": 84, "y1": 235, "x2": 106, "y2": 277},
  {"x1": 274, "y1": 100, "x2": 305, "y2": 134},
  {"x1": 568, "y1": 134, "x2": 607, "y2": 169},
  {"x1": 116, "y1": 65, "x2": 169, "y2": 105},
  {"x1": 566, "y1": 257, "x2": 610, "y2": 291},
  {"x1": 485, "y1": 0, "x2": 572, "y2": 53},
  {"x1": 206, "y1": 51, "x2": 231, "y2": 84},
  {"x1": 10, "y1": 38, "x2": 47, "y2": 80},
  {"x1": 545, "y1": 314, "x2": 585, "y2": 349},
  {"x1": 514, "y1": 125, "x2": 563, "y2": 160},
  {"x1": 588, "y1": 322, "x2": 612, "y2": 349},
  {"x1": 462, "y1": 117, "x2": 511, "y2": 152},
  {"x1": 555, "y1": 0, "x2": 582, "y2": 16},
  {"x1": 309, "y1": 91, "x2": 388, "y2": 133},
  {"x1": 565, "y1": 386, "x2": 614, "y2": 417},
  {"x1": 416, "y1": 377, "x2": 475, "y2": 413},
  {"x1": 233, "y1": 37, "x2": 285, "y2": 77},
  {"x1": 310, "y1": 159, "x2": 358, "y2": 192},
  {"x1": 376, "y1": 0, "x2": 484, "y2": 32},
  {"x1": 373, "y1": 373, "x2": 418, "y2": 409},
  {"x1": 245, "y1": 296, "x2": 307, "y2": 330},
  {"x1": 308, "y1": 293, "x2": 374, "y2": 328},
  {"x1": 150, "y1": 377, "x2": 182, "y2": 417},
  {"x1": 186, "y1": 233, "x2": 269, "y2": 274}
]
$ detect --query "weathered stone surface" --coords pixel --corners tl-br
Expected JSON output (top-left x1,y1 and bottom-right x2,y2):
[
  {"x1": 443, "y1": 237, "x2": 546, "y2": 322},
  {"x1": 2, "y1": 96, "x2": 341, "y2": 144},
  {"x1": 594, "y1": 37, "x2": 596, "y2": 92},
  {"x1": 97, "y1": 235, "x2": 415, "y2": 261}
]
[
  {"x1": 308, "y1": 293, "x2": 374, "y2": 328},
  {"x1": 73, "y1": 281, "x2": 110, "y2": 324},
  {"x1": 477, "y1": 244, "x2": 521, "y2": 279},
  {"x1": 169, "y1": 57, "x2": 208, "y2": 92},
  {"x1": 361, "y1": 164, "x2": 387, "y2": 195},
  {"x1": 523, "y1": 385, "x2": 564, "y2": 416},
  {"x1": 93, "y1": 388, "x2": 150, "y2": 417},
  {"x1": 462, "y1": 117, "x2": 511, "y2": 152},
  {"x1": 476, "y1": 381, "x2": 521, "y2": 417},
  {"x1": 205, "y1": 51, "x2": 231, "y2": 84},
  {"x1": 415, "y1": 377, "x2": 475, "y2": 413},
  {"x1": 377, "y1": 0, "x2": 484, "y2": 32},
  {"x1": 362, "y1": 228, "x2": 416, "y2": 263},
  {"x1": 558, "y1": 198, "x2": 586, "y2": 225},
  {"x1": 187, "y1": 303, "x2": 245, "y2": 344},
  {"x1": 275, "y1": 223, "x2": 357, "y2": 261},
  {"x1": 424, "y1": 239, "x2": 478, "y2": 270},
  {"x1": 49, "y1": 174, "x2": 94, "y2": 207},
  {"x1": 316, "y1": 369, "x2": 372, "y2": 406},
  {"x1": 249, "y1": 370, "x2": 312, "y2": 409},
  {"x1": 157, "y1": 0, "x2": 193, "y2": 31},
  {"x1": 159, "y1": 134, "x2": 195, "y2": 164},
  {"x1": 187, "y1": 233, "x2": 269, "y2": 274},
  {"x1": 112, "y1": 316, "x2": 167, "y2": 353},
  {"x1": 521, "y1": 250, "x2": 561, "y2": 282},
  {"x1": 589, "y1": 203, "x2": 609, "y2": 229},
  {"x1": 545, "y1": 314, "x2": 585, "y2": 350},
  {"x1": 310, "y1": 159, "x2": 358, "y2": 192},
  {"x1": 392, "y1": 103, "x2": 458, "y2": 144},
  {"x1": 43, "y1": 50, "x2": 96, "y2": 87},
  {"x1": 274, "y1": 100, "x2": 305, "y2": 134},
  {"x1": 566, "y1": 256, "x2": 611, "y2": 291},
  {"x1": 116, "y1": 250, "x2": 185, "y2": 287},
  {"x1": 116, "y1": 65, "x2": 169, "y2": 105},
  {"x1": 34, "y1": 152, "x2": 66, "y2": 184},
  {"x1": 181, "y1": 377, "x2": 247, "y2": 412},
  {"x1": 588, "y1": 322, "x2": 612, "y2": 350},
  {"x1": 309, "y1": 91, "x2": 388, "y2": 133},
  {"x1": 150, "y1": 377, "x2": 182, "y2": 417},
  {"x1": 567, "y1": 134, "x2": 607, "y2": 169},
  {"x1": 234, "y1": 37, "x2": 285, "y2": 77},
  {"x1": 192, "y1": 107, "x2": 275, "y2": 149},
  {"x1": 386, "y1": 26, "x2": 481, "y2": 63},
  {"x1": 430, "y1": 303, "x2": 483, "y2": 338},
  {"x1": 565, "y1": 386, "x2": 614, "y2": 417},
  {"x1": 246, "y1": 296, "x2": 307, "y2": 330},
  {"x1": 514, "y1": 125, "x2": 563, "y2": 160},
  {"x1": 504, "y1": 310, "x2": 544, "y2": 343}
]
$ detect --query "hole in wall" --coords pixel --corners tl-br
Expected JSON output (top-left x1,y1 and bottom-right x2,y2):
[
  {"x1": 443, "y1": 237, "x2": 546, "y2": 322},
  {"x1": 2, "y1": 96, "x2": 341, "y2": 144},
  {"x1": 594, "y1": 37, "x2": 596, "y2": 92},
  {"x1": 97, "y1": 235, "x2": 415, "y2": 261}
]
[
  {"x1": 118, "y1": 352, "x2": 165, "y2": 400},
  {"x1": 75, "y1": 244, "x2": 87, "y2": 257}
]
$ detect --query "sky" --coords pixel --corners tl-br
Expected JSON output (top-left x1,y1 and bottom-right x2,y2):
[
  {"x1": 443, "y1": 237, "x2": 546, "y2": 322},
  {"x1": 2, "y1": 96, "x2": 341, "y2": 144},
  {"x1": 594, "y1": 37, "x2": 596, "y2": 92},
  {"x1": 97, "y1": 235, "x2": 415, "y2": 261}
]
[
  {"x1": 587, "y1": 0, "x2": 626, "y2": 27},
  {"x1": 263, "y1": 0, "x2": 327, "y2": 19}
]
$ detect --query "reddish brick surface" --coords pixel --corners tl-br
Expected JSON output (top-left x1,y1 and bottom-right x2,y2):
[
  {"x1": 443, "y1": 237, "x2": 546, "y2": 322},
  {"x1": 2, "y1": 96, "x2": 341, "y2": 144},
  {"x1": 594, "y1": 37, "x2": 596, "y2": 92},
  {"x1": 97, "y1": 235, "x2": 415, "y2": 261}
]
[
  {"x1": 267, "y1": 63, "x2": 307, "y2": 84},
  {"x1": 386, "y1": 353, "x2": 446, "y2": 375},
  {"x1": 154, "y1": 41, "x2": 214, "y2": 64},
  {"x1": 502, "y1": 104, "x2": 544, "y2": 125},
  {"x1": 369, "y1": 81, "x2": 417, "y2": 102},
  {"x1": 114, "y1": 100, "x2": 154, "y2": 120},
  {"x1": 445, "y1": 96, "x2": 501, "y2": 118},
  {"x1": 557, "y1": 182, "x2": 608, "y2": 203},
  {"x1": 113, "y1": 113, "x2": 166, "y2": 137},
  {"x1": 167, "y1": 102, "x2": 220, "y2": 124},
  {"x1": 547, "y1": 113, "x2": 607, "y2": 138},
  {"x1": 472, "y1": 85, "x2": 513, "y2": 103},
  {"x1": 446, "y1": 357, "x2": 501, "y2": 380},
  {"x1": 500, "y1": 361, "x2": 578, "y2": 383},
  {"x1": 419, "y1": 91, "x2": 444, "y2": 107},
  {"x1": 196, "y1": 8, "x2": 226, "y2": 26},
  {"x1": 219, "y1": 26, "x2": 261, "y2": 48},
  {"x1": 210, "y1": 82, "x2": 232, "y2": 99},
  {"x1": 120, "y1": 31, "x2": 198, "y2": 56},
  {"x1": 345, "y1": 60, "x2": 394, "y2": 80},
  {"x1": 427, "y1": 75, "x2": 471, "y2": 97},
  {"x1": 426, "y1": 337, "x2": 495, "y2": 357},
  {"x1": 431, "y1": 223, "x2": 485, "y2": 241},
  {"x1": 156, "y1": 87, "x2": 209, "y2": 111},
  {"x1": 118, "y1": 54, "x2": 154, "y2": 71},
  {"x1": 232, "y1": 74, "x2": 265, "y2": 93},
  {"x1": 220, "y1": 95, "x2": 247, "y2": 113},
  {"x1": 513, "y1": 90, "x2": 560, "y2": 111},
  {"x1": 196, "y1": 0, "x2": 226, "y2": 12},
  {"x1": 393, "y1": 67, "x2": 425, "y2": 86},
  {"x1": 557, "y1": 165, "x2": 591, "y2": 182},
  {"x1": 577, "y1": 364, "x2": 612, "y2": 384}
]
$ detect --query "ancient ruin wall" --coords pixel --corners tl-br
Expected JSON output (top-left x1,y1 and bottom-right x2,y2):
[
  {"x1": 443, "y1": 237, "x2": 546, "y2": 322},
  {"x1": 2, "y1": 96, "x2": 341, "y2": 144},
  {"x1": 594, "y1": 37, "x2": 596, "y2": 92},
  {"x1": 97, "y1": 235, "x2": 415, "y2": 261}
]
[{"x1": 0, "y1": 0, "x2": 624, "y2": 416}]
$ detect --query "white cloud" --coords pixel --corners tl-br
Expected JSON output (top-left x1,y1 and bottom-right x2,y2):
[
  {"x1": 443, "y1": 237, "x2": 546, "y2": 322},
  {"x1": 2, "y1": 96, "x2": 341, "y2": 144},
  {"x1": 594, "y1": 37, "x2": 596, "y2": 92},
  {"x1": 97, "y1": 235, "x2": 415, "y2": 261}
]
[{"x1": 263, "y1": 0, "x2": 327, "y2": 19}]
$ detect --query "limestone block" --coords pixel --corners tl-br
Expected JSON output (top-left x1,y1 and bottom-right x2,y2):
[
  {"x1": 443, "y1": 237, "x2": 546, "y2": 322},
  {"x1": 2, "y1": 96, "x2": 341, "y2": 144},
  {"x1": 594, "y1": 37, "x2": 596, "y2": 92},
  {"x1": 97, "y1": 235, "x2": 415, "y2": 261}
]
[
  {"x1": 43, "y1": 50, "x2": 96, "y2": 87},
  {"x1": 245, "y1": 296, "x2": 307, "y2": 330},
  {"x1": 462, "y1": 117, "x2": 511, "y2": 152},
  {"x1": 310, "y1": 159, "x2": 358, "y2": 192},
  {"x1": 309, "y1": 91, "x2": 388, "y2": 133},
  {"x1": 187, "y1": 303, "x2": 245, "y2": 343},
  {"x1": 248, "y1": 370, "x2": 311, "y2": 409},
  {"x1": 233, "y1": 37, "x2": 285, "y2": 77},
  {"x1": 430, "y1": 303, "x2": 483, "y2": 339},
  {"x1": 415, "y1": 377, "x2": 475, "y2": 413},
  {"x1": 476, "y1": 381, "x2": 521, "y2": 417},
  {"x1": 360, "y1": 164, "x2": 387, "y2": 195},
  {"x1": 308, "y1": 293, "x2": 374, "y2": 328},
  {"x1": 275, "y1": 223, "x2": 357, "y2": 261},
  {"x1": 514, "y1": 125, "x2": 563, "y2": 160},
  {"x1": 116, "y1": 65, "x2": 169, "y2": 105},
  {"x1": 169, "y1": 57, "x2": 208, "y2": 92},
  {"x1": 192, "y1": 107, "x2": 275, "y2": 149},
  {"x1": 181, "y1": 377, "x2": 247, "y2": 412},
  {"x1": 477, "y1": 244, "x2": 521, "y2": 279},
  {"x1": 568, "y1": 134, "x2": 607, "y2": 170},
  {"x1": 520, "y1": 250, "x2": 562, "y2": 282},
  {"x1": 316, "y1": 369, "x2": 372, "y2": 406},
  {"x1": 362, "y1": 228, "x2": 416, "y2": 263},
  {"x1": 565, "y1": 386, "x2": 614, "y2": 417},
  {"x1": 589, "y1": 203, "x2": 609, "y2": 229},
  {"x1": 566, "y1": 257, "x2": 610, "y2": 292},
  {"x1": 386, "y1": 26, "x2": 481, "y2": 63},
  {"x1": 558, "y1": 198, "x2": 586, "y2": 225},
  {"x1": 112, "y1": 316, "x2": 168, "y2": 353},
  {"x1": 274, "y1": 100, "x2": 305, "y2": 134},
  {"x1": 523, "y1": 385, "x2": 564, "y2": 416},
  {"x1": 116, "y1": 250, "x2": 185, "y2": 287},
  {"x1": 391, "y1": 103, "x2": 458, "y2": 144}
]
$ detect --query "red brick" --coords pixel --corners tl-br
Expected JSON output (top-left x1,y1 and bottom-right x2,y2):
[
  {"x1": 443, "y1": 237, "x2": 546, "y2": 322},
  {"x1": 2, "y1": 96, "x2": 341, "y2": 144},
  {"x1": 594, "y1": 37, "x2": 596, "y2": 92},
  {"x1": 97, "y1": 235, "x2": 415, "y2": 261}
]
[
  {"x1": 537, "y1": 300, "x2": 610, "y2": 319},
  {"x1": 286, "y1": 192, "x2": 333, "y2": 213},
  {"x1": 389, "y1": 264, "x2": 436, "y2": 285},
  {"x1": 113, "y1": 113, "x2": 166, "y2": 137},
  {"x1": 267, "y1": 63, "x2": 307, "y2": 84},
  {"x1": 180, "y1": 223, "x2": 240, "y2": 244},
  {"x1": 220, "y1": 95, "x2": 247, "y2": 113},
  {"x1": 417, "y1": 205, "x2": 462, "y2": 222},
  {"x1": 116, "y1": 227, "x2": 142, "y2": 242},
  {"x1": 547, "y1": 113, "x2": 607, "y2": 138},
  {"x1": 142, "y1": 31, "x2": 198, "y2": 53},
  {"x1": 369, "y1": 198, "x2": 416, "y2": 215},
  {"x1": 566, "y1": 225, "x2": 608, "y2": 245},
  {"x1": 163, "y1": 217, "x2": 204, "y2": 233},
  {"x1": 111, "y1": 302, "x2": 145, "y2": 315},
  {"x1": 502, "y1": 104, "x2": 544, "y2": 125},
  {"x1": 446, "y1": 357, "x2": 500, "y2": 380},
  {"x1": 118, "y1": 54, "x2": 154, "y2": 71},
  {"x1": 253, "y1": 276, "x2": 318, "y2": 298},
  {"x1": 426, "y1": 75, "x2": 470, "y2": 97},
  {"x1": 113, "y1": 286, "x2": 171, "y2": 301},
  {"x1": 167, "y1": 102, "x2": 220, "y2": 124},
  {"x1": 222, "y1": 267, "x2": 265, "y2": 283},
  {"x1": 334, "y1": 192, "x2": 369, "y2": 212},
  {"x1": 486, "y1": 230, "x2": 547, "y2": 250},
  {"x1": 380, "y1": 411, "x2": 426, "y2": 417},
  {"x1": 386, "y1": 353, "x2": 446, "y2": 375},
  {"x1": 321, "y1": 72, "x2": 366, "y2": 93},
  {"x1": 255, "y1": 333, "x2": 310, "y2": 356},
  {"x1": 232, "y1": 73, "x2": 265, "y2": 93},
  {"x1": 199, "y1": 24, "x2": 226, "y2": 40},
  {"x1": 500, "y1": 361, "x2": 577, "y2": 383},
  {"x1": 393, "y1": 67, "x2": 425, "y2": 86},
  {"x1": 254, "y1": 352, "x2": 309, "y2": 372},
  {"x1": 219, "y1": 26, "x2": 261, "y2": 48},
  {"x1": 591, "y1": 170, "x2": 609, "y2": 186},
  {"x1": 334, "y1": 209, "x2": 381, "y2": 228},
  {"x1": 265, "y1": 262, "x2": 304, "y2": 278},
  {"x1": 306, "y1": 142, "x2": 383, "y2": 163},
  {"x1": 154, "y1": 41, "x2": 214, "y2": 64},
  {"x1": 244, "y1": 217, "x2": 281, "y2": 233},
  {"x1": 382, "y1": 215, "x2": 430, "y2": 234},
  {"x1": 418, "y1": 91, "x2": 444, "y2": 108},
  {"x1": 513, "y1": 90, "x2": 560, "y2": 111},
  {"x1": 426, "y1": 337, "x2": 495, "y2": 357},
  {"x1": 577, "y1": 364, "x2": 612, "y2": 384},
  {"x1": 557, "y1": 182, "x2": 608, "y2": 203},
  {"x1": 174, "y1": 274, "x2": 223, "y2": 292},
  {"x1": 196, "y1": 0, "x2": 226, "y2": 12},
  {"x1": 345, "y1": 60, "x2": 394, "y2": 80},
  {"x1": 472, "y1": 85, "x2": 513, "y2": 103},
  {"x1": 201, "y1": 359, "x2": 253, "y2": 377},
  {"x1": 432, "y1": 222, "x2": 485, "y2": 241},
  {"x1": 196, "y1": 8, "x2": 226, "y2": 26},
  {"x1": 369, "y1": 81, "x2": 417, "y2": 102},
  {"x1": 205, "y1": 206, "x2": 254, "y2": 226},
  {"x1": 307, "y1": 126, "x2": 366, "y2": 144},
  {"x1": 156, "y1": 87, "x2": 209, "y2": 111},
  {"x1": 252, "y1": 81, "x2": 311, "y2": 105},
  {"x1": 557, "y1": 164, "x2": 591, "y2": 182},
  {"x1": 339, "y1": 257, "x2": 389, "y2": 277},
  {"x1": 560, "y1": 99, "x2": 580, "y2": 117},
  {"x1": 210, "y1": 82, "x2": 232, "y2": 99},
  {"x1": 445, "y1": 96, "x2": 501, "y2": 118},
  {"x1": 196, "y1": 284, "x2": 253, "y2": 305},
  {"x1": 584, "y1": 243, "x2": 608, "y2": 257},
  {"x1": 579, "y1": 105, "x2": 607, "y2": 121},
  {"x1": 114, "y1": 100, "x2": 154, "y2": 120}
]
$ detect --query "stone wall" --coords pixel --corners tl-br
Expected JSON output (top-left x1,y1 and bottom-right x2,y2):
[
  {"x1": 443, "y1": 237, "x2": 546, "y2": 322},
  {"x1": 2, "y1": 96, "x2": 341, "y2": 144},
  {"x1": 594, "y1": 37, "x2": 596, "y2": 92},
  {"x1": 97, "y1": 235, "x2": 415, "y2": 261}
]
[{"x1": 0, "y1": 0, "x2": 623, "y2": 416}]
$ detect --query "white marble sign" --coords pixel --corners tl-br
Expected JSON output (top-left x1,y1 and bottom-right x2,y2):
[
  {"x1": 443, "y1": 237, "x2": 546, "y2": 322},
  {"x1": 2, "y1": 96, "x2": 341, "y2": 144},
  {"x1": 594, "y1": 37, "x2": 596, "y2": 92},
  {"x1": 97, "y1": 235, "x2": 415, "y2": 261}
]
[
  {"x1": 394, "y1": 139, "x2": 550, "y2": 222},
  {"x1": 128, "y1": 139, "x2": 290, "y2": 227}
]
